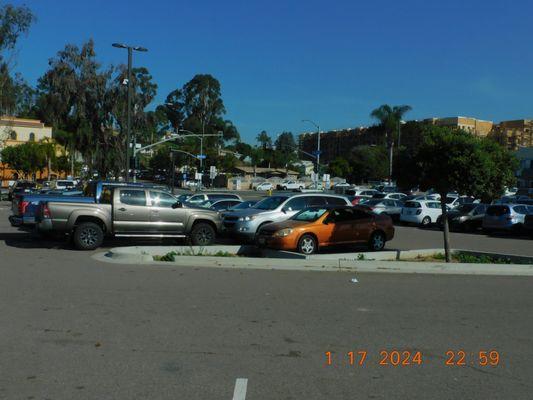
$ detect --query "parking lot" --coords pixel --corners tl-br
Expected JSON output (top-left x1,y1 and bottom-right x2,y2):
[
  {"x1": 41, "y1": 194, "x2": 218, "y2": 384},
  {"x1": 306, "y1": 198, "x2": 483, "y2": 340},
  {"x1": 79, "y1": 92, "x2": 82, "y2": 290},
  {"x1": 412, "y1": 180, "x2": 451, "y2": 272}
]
[{"x1": 1, "y1": 201, "x2": 533, "y2": 399}]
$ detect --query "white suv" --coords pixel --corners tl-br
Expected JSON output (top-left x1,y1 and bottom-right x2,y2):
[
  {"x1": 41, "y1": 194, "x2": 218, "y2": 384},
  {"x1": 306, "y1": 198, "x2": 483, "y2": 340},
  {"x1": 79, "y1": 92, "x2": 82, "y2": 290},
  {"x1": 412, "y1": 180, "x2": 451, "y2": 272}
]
[{"x1": 400, "y1": 200, "x2": 442, "y2": 226}]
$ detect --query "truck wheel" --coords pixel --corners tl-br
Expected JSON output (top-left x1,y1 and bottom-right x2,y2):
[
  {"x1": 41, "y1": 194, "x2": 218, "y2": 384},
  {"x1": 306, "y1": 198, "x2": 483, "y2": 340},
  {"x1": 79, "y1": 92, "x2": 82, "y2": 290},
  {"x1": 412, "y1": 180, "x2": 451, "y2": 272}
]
[
  {"x1": 73, "y1": 222, "x2": 104, "y2": 250},
  {"x1": 191, "y1": 222, "x2": 216, "y2": 246}
]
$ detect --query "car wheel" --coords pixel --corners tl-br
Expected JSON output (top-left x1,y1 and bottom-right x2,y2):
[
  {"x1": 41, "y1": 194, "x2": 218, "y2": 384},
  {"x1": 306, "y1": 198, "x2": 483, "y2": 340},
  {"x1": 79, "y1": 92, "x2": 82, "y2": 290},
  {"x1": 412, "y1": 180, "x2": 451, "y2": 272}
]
[
  {"x1": 369, "y1": 231, "x2": 386, "y2": 251},
  {"x1": 421, "y1": 216, "x2": 431, "y2": 227},
  {"x1": 73, "y1": 222, "x2": 104, "y2": 250},
  {"x1": 298, "y1": 234, "x2": 317, "y2": 255},
  {"x1": 191, "y1": 222, "x2": 216, "y2": 246},
  {"x1": 299, "y1": 186, "x2": 303, "y2": 191},
  {"x1": 282, "y1": 186, "x2": 287, "y2": 191}
]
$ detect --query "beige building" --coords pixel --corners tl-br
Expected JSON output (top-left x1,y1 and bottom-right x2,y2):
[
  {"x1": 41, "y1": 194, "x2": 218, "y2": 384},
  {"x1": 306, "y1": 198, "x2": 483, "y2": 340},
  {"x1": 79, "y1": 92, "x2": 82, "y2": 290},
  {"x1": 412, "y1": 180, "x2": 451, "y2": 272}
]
[
  {"x1": 424, "y1": 116, "x2": 494, "y2": 137},
  {"x1": 491, "y1": 119, "x2": 533, "y2": 151},
  {"x1": 0, "y1": 117, "x2": 52, "y2": 144},
  {"x1": 0, "y1": 117, "x2": 54, "y2": 186}
]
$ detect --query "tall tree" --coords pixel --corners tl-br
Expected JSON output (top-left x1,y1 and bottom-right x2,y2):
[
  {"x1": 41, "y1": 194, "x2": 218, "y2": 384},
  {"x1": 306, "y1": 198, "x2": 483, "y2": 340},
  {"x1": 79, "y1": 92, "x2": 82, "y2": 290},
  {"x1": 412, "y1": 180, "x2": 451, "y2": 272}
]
[
  {"x1": 161, "y1": 74, "x2": 240, "y2": 168},
  {"x1": 273, "y1": 132, "x2": 297, "y2": 168},
  {"x1": 182, "y1": 74, "x2": 225, "y2": 136},
  {"x1": 397, "y1": 125, "x2": 518, "y2": 262},
  {"x1": 111, "y1": 65, "x2": 158, "y2": 146},
  {"x1": 0, "y1": 3, "x2": 35, "y2": 115},
  {"x1": 256, "y1": 130, "x2": 272, "y2": 150}
]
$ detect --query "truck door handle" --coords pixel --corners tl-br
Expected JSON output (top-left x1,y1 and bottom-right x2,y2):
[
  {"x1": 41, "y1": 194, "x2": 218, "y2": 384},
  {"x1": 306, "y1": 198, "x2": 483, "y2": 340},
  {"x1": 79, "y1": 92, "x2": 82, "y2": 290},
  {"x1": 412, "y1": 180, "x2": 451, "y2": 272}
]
[{"x1": 118, "y1": 207, "x2": 127, "y2": 211}]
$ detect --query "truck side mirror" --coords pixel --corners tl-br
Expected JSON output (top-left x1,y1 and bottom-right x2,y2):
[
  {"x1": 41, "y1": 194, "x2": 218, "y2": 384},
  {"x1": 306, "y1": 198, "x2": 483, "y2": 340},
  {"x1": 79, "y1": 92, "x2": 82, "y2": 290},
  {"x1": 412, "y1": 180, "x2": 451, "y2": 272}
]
[{"x1": 172, "y1": 201, "x2": 182, "y2": 209}]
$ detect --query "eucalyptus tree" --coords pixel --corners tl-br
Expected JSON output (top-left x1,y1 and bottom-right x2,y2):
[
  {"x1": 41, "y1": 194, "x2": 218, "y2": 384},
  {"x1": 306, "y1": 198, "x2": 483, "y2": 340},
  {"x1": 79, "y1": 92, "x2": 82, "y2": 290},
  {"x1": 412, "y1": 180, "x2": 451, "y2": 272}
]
[{"x1": 0, "y1": 3, "x2": 35, "y2": 115}]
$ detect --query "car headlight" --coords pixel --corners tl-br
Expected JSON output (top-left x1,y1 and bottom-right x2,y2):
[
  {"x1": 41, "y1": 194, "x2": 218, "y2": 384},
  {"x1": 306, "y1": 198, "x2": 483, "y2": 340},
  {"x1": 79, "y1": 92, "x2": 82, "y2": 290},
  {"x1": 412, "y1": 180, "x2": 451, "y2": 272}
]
[
  {"x1": 238, "y1": 215, "x2": 256, "y2": 222},
  {"x1": 273, "y1": 228, "x2": 293, "y2": 237}
]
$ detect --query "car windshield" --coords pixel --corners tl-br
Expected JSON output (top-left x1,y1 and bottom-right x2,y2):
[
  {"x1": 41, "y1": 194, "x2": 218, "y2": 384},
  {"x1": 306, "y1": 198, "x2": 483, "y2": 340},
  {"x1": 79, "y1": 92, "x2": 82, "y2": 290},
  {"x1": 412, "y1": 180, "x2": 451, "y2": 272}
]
[
  {"x1": 365, "y1": 199, "x2": 384, "y2": 206},
  {"x1": 404, "y1": 201, "x2": 421, "y2": 208},
  {"x1": 177, "y1": 194, "x2": 191, "y2": 202},
  {"x1": 373, "y1": 193, "x2": 386, "y2": 199},
  {"x1": 446, "y1": 197, "x2": 457, "y2": 204},
  {"x1": 253, "y1": 196, "x2": 288, "y2": 210},
  {"x1": 456, "y1": 204, "x2": 477, "y2": 213},
  {"x1": 292, "y1": 207, "x2": 328, "y2": 222},
  {"x1": 231, "y1": 201, "x2": 255, "y2": 210}
]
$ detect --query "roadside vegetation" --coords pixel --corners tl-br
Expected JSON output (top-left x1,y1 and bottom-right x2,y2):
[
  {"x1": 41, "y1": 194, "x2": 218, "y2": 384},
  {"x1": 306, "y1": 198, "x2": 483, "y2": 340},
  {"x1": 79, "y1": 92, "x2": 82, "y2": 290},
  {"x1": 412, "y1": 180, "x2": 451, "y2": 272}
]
[{"x1": 153, "y1": 248, "x2": 237, "y2": 261}]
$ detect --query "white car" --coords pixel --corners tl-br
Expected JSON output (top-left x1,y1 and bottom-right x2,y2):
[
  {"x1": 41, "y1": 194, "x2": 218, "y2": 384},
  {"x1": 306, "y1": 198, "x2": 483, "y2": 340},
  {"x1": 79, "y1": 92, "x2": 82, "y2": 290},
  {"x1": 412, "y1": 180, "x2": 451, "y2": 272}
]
[
  {"x1": 277, "y1": 180, "x2": 304, "y2": 191},
  {"x1": 372, "y1": 192, "x2": 406, "y2": 201},
  {"x1": 255, "y1": 182, "x2": 273, "y2": 191},
  {"x1": 400, "y1": 200, "x2": 442, "y2": 226},
  {"x1": 333, "y1": 182, "x2": 351, "y2": 188},
  {"x1": 54, "y1": 180, "x2": 77, "y2": 190}
]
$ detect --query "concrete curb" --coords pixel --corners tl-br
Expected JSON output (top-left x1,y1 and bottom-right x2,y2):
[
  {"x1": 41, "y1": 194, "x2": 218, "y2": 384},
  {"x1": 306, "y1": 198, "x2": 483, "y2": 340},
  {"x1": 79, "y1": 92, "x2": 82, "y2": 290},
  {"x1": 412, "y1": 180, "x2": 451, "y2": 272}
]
[{"x1": 93, "y1": 246, "x2": 533, "y2": 276}]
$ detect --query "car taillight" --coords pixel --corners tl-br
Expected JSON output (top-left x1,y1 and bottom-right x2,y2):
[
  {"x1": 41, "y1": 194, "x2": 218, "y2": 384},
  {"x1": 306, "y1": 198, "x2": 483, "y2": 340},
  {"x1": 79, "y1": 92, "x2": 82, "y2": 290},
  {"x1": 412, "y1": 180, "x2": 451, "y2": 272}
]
[
  {"x1": 416, "y1": 209, "x2": 422, "y2": 215},
  {"x1": 42, "y1": 204, "x2": 52, "y2": 219},
  {"x1": 18, "y1": 201, "x2": 29, "y2": 215}
]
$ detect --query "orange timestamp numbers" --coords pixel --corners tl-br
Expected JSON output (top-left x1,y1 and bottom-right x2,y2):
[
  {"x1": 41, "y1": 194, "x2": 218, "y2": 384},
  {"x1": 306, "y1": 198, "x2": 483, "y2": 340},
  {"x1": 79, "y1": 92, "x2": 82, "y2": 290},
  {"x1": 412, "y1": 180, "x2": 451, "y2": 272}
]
[{"x1": 325, "y1": 350, "x2": 501, "y2": 367}]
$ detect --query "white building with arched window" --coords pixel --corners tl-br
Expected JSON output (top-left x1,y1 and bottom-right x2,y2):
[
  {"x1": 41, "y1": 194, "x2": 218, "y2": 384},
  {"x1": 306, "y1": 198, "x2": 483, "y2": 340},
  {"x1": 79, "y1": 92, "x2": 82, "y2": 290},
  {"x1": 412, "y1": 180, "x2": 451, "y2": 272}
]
[{"x1": 1, "y1": 117, "x2": 54, "y2": 186}]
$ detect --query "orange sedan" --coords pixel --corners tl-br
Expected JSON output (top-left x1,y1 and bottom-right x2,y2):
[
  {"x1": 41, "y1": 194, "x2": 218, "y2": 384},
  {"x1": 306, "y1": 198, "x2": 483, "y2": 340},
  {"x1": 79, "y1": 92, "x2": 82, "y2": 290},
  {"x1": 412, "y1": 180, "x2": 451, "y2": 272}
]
[{"x1": 256, "y1": 205, "x2": 395, "y2": 255}]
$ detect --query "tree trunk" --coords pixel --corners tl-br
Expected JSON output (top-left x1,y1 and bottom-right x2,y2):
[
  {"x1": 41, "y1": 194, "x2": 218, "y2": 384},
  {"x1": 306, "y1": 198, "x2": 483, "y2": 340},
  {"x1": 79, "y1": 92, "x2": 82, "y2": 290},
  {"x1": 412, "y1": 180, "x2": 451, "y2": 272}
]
[
  {"x1": 440, "y1": 194, "x2": 451, "y2": 262},
  {"x1": 47, "y1": 156, "x2": 51, "y2": 181}
]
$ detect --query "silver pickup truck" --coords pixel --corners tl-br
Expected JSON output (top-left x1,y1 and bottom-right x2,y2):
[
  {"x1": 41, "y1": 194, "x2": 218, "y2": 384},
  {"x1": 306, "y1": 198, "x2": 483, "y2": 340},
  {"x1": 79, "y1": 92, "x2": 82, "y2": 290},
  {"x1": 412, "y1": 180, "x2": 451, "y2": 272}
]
[{"x1": 36, "y1": 186, "x2": 222, "y2": 250}]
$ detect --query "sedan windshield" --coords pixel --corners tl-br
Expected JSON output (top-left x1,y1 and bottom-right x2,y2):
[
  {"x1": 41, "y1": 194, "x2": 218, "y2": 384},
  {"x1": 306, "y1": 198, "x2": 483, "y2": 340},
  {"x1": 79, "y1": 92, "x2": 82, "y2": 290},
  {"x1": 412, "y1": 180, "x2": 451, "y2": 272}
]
[
  {"x1": 253, "y1": 196, "x2": 288, "y2": 210},
  {"x1": 292, "y1": 207, "x2": 328, "y2": 222},
  {"x1": 230, "y1": 201, "x2": 256, "y2": 210},
  {"x1": 456, "y1": 204, "x2": 476, "y2": 213}
]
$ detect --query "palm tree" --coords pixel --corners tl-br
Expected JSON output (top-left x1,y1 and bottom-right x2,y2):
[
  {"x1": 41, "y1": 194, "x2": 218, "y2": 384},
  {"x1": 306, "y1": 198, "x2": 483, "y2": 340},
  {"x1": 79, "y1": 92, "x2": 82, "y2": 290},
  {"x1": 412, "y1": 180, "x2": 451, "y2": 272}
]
[
  {"x1": 370, "y1": 104, "x2": 412, "y2": 143},
  {"x1": 370, "y1": 104, "x2": 412, "y2": 183}
]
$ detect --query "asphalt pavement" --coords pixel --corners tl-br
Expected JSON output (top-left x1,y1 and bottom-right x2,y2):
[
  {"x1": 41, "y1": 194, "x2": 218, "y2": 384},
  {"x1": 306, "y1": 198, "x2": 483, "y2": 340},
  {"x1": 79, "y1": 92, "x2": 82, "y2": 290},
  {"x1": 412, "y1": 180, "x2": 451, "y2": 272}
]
[{"x1": 1, "y1": 203, "x2": 533, "y2": 399}]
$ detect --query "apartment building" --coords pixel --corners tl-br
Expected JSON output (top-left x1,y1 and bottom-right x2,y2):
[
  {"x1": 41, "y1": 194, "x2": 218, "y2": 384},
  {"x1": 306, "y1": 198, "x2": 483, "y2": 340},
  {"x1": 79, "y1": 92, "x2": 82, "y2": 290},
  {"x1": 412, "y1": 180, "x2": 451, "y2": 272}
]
[
  {"x1": 491, "y1": 120, "x2": 533, "y2": 151},
  {"x1": 423, "y1": 116, "x2": 494, "y2": 137}
]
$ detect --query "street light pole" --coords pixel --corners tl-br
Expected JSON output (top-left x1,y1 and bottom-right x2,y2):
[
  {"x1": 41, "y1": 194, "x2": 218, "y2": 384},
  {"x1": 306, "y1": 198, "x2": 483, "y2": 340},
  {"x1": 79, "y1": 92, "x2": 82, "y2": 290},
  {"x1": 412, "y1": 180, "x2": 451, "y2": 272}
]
[
  {"x1": 112, "y1": 43, "x2": 148, "y2": 182},
  {"x1": 126, "y1": 47, "x2": 132, "y2": 182},
  {"x1": 302, "y1": 119, "x2": 320, "y2": 189}
]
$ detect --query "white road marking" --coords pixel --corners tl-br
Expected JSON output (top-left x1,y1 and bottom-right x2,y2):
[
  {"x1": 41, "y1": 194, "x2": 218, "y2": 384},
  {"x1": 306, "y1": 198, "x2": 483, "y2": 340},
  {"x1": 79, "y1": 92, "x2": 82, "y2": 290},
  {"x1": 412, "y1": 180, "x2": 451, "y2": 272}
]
[
  {"x1": 232, "y1": 378, "x2": 248, "y2": 400},
  {"x1": 350, "y1": 277, "x2": 358, "y2": 283}
]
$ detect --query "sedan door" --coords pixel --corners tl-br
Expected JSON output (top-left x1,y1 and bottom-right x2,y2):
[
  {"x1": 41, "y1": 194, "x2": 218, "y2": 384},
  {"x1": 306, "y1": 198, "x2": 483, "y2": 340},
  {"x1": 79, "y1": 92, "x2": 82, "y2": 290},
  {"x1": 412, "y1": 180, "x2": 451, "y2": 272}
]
[
  {"x1": 148, "y1": 190, "x2": 187, "y2": 233},
  {"x1": 113, "y1": 189, "x2": 151, "y2": 233}
]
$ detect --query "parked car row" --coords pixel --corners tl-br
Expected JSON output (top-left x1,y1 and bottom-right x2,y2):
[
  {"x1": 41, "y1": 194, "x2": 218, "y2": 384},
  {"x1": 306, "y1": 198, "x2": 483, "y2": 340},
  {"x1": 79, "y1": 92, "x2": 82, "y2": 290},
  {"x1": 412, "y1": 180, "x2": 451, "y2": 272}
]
[
  {"x1": 6, "y1": 180, "x2": 532, "y2": 255},
  {"x1": 7, "y1": 186, "x2": 397, "y2": 254}
]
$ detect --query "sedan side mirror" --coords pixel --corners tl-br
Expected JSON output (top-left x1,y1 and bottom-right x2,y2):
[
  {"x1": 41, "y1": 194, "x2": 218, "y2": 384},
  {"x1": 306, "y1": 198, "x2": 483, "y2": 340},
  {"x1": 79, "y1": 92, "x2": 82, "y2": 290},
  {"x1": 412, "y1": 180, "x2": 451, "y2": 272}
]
[{"x1": 172, "y1": 201, "x2": 182, "y2": 209}]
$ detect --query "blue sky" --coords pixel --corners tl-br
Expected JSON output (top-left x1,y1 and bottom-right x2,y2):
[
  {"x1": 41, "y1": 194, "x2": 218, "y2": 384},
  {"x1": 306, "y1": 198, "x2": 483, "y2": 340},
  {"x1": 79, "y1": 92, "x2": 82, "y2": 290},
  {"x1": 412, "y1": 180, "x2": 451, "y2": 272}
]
[{"x1": 8, "y1": 0, "x2": 533, "y2": 143}]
